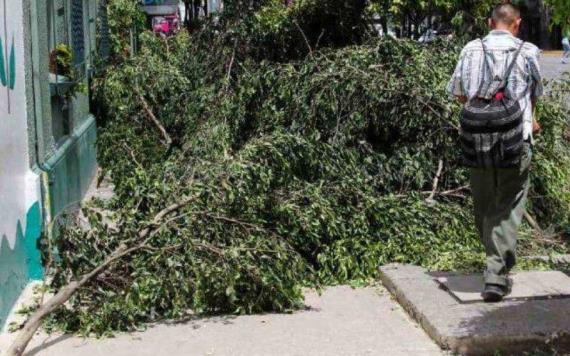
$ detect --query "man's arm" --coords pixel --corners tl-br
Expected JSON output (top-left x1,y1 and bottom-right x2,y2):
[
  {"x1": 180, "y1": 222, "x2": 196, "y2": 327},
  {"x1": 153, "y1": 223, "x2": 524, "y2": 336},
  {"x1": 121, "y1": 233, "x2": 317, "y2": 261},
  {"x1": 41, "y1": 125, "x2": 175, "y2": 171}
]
[
  {"x1": 528, "y1": 46, "x2": 544, "y2": 135},
  {"x1": 532, "y1": 97, "x2": 540, "y2": 134}
]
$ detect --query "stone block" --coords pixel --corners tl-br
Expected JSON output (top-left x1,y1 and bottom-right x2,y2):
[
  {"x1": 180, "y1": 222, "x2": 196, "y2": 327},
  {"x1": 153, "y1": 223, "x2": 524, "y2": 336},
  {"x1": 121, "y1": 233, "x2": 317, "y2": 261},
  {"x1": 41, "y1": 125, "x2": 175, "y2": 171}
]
[{"x1": 379, "y1": 264, "x2": 570, "y2": 355}]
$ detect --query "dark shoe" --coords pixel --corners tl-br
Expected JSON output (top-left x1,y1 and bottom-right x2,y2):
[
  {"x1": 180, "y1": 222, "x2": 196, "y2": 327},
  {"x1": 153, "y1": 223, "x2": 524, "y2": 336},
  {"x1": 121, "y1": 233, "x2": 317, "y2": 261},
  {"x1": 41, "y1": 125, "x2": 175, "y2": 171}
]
[{"x1": 482, "y1": 284, "x2": 507, "y2": 303}]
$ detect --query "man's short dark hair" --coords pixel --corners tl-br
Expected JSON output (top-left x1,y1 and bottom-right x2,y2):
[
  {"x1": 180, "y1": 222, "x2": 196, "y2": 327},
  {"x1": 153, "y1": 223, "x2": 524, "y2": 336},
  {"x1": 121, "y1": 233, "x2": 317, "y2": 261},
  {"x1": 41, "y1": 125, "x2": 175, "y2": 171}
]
[{"x1": 492, "y1": 3, "x2": 521, "y2": 26}]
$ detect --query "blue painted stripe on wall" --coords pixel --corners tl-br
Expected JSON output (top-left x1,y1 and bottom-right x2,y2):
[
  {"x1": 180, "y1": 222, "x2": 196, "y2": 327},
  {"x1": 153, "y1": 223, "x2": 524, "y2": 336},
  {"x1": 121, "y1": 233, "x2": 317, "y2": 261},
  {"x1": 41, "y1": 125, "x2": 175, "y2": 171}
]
[{"x1": 0, "y1": 202, "x2": 43, "y2": 328}]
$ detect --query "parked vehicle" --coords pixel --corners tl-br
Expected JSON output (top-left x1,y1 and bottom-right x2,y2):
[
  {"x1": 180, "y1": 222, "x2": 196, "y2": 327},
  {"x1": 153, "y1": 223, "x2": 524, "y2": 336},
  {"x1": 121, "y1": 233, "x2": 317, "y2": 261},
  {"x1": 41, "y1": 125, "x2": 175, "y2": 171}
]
[
  {"x1": 140, "y1": 0, "x2": 181, "y2": 36},
  {"x1": 152, "y1": 14, "x2": 180, "y2": 36}
]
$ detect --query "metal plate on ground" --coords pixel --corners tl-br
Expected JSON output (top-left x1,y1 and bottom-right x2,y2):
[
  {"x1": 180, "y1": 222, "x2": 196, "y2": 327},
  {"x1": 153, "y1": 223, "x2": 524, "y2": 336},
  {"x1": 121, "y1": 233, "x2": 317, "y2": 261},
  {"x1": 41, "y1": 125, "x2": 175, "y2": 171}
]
[{"x1": 435, "y1": 271, "x2": 570, "y2": 303}]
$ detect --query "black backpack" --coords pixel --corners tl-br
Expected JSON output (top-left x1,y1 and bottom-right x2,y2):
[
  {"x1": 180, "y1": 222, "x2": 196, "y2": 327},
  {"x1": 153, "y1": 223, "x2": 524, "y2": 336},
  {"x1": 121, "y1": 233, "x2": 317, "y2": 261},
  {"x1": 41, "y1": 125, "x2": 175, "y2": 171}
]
[{"x1": 460, "y1": 40, "x2": 525, "y2": 169}]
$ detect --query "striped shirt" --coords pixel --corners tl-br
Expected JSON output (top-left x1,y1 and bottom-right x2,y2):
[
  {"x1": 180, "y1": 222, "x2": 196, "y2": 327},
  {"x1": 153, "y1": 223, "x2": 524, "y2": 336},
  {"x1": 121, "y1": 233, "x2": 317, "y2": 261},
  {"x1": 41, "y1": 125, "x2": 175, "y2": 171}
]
[{"x1": 447, "y1": 30, "x2": 544, "y2": 141}]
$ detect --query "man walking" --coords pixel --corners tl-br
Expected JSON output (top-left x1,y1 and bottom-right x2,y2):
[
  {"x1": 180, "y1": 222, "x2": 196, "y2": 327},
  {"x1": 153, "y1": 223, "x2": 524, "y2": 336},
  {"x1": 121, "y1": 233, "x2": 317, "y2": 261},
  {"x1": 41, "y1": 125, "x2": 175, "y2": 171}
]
[{"x1": 447, "y1": 3, "x2": 543, "y2": 302}]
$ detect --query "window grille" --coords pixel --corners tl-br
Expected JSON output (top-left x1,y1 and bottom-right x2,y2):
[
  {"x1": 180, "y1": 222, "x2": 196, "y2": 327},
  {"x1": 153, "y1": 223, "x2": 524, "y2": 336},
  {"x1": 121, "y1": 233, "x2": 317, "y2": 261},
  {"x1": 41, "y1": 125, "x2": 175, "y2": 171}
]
[
  {"x1": 70, "y1": 0, "x2": 85, "y2": 66},
  {"x1": 98, "y1": 0, "x2": 110, "y2": 59}
]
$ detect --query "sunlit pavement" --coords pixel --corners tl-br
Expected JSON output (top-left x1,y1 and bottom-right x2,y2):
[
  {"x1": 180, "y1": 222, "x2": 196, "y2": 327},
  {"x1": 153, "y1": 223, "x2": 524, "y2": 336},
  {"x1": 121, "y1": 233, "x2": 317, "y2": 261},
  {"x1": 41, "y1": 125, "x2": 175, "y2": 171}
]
[
  {"x1": 540, "y1": 52, "x2": 569, "y2": 81},
  {"x1": 23, "y1": 286, "x2": 443, "y2": 356}
]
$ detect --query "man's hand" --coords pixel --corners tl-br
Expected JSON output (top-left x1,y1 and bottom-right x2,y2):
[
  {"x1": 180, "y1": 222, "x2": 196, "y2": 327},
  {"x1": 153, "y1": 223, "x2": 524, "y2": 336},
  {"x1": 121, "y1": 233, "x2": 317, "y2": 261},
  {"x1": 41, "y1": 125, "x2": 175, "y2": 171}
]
[
  {"x1": 457, "y1": 96, "x2": 468, "y2": 104},
  {"x1": 532, "y1": 119, "x2": 541, "y2": 135}
]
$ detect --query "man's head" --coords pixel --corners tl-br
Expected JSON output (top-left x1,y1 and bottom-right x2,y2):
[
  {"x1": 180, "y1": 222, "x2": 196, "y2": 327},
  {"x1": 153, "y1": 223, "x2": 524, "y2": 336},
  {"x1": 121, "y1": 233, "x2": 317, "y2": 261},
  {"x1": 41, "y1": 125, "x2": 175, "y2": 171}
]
[{"x1": 489, "y1": 3, "x2": 522, "y2": 36}]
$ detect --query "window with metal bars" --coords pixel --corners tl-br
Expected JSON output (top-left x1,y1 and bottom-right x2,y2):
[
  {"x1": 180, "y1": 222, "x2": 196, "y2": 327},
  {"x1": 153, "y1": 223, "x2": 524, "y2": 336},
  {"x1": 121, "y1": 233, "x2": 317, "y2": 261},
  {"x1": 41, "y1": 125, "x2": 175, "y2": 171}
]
[
  {"x1": 98, "y1": 0, "x2": 110, "y2": 59},
  {"x1": 70, "y1": 0, "x2": 85, "y2": 67}
]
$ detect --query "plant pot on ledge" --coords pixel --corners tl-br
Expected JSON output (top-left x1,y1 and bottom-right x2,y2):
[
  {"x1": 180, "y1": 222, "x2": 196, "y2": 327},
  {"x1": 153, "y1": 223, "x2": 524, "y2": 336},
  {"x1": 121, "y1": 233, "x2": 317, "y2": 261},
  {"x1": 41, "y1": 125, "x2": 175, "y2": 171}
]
[
  {"x1": 49, "y1": 73, "x2": 78, "y2": 97},
  {"x1": 49, "y1": 44, "x2": 85, "y2": 99}
]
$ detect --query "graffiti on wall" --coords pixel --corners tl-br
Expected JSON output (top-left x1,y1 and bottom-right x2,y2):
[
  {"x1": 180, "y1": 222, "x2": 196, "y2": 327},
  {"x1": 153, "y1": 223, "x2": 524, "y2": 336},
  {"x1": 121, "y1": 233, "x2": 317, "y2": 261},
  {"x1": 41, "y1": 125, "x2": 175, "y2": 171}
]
[{"x1": 0, "y1": 0, "x2": 15, "y2": 114}]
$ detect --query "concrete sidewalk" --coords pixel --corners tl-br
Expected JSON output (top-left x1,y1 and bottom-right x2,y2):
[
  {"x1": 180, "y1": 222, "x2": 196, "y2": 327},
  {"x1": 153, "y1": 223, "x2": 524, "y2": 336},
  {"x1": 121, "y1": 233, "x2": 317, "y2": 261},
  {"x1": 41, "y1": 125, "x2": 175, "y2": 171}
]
[
  {"x1": 20, "y1": 286, "x2": 442, "y2": 356},
  {"x1": 540, "y1": 53, "x2": 569, "y2": 81}
]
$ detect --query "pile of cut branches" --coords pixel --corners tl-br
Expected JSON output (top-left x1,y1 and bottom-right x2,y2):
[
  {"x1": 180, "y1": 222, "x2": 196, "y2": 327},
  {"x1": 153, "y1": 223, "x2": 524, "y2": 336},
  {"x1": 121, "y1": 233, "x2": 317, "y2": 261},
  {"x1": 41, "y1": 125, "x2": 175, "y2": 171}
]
[{"x1": 14, "y1": 0, "x2": 570, "y2": 344}]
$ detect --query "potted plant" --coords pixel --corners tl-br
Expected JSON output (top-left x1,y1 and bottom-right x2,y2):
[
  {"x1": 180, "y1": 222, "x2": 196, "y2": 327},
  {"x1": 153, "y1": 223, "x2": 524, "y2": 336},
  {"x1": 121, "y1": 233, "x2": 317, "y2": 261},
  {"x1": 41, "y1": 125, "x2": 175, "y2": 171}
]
[{"x1": 49, "y1": 43, "x2": 86, "y2": 98}]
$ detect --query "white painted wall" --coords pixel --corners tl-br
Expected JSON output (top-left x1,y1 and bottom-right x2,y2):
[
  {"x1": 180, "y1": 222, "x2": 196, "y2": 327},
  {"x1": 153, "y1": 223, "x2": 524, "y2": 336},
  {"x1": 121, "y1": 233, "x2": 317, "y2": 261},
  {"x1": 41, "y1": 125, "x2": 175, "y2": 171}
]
[{"x1": 0, "y1": 0, "x2": 40, "y2": 248}]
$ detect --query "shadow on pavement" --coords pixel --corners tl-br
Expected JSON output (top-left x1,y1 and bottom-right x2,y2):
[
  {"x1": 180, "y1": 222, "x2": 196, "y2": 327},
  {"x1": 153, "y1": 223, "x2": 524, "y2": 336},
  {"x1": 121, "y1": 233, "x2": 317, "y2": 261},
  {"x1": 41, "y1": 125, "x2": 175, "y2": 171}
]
[
  {"x1": 455, "y1": 297, "x2": 570, "y2": 355},
  {"x1": 25, "y1": 334, "x2": 74, "y2": 356}
]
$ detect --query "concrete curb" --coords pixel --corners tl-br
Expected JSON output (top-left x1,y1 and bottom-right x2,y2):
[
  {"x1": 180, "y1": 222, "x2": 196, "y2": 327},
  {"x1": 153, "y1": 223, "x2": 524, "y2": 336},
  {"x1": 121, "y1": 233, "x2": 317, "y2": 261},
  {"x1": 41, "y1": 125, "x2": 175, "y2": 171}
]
[{"x1": 379, "y1": 263, "x2": 570, "y2": 355}]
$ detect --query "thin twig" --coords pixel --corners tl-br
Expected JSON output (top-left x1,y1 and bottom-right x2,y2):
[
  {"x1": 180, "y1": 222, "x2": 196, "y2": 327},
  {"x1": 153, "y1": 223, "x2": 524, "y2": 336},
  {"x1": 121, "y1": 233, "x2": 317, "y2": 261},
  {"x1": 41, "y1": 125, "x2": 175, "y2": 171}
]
[
  {"x1": 198, "y1": 212, "x2": 297, "y2": 254},
  {"x1": 524, "y1": 211, "x2": 543, "y2": 235},
  {"x1": 293, "y1": 20, "x2": 314, "y2": 59},
  {"x1": 438, "y1": 185, "x2": 469, "y2": 196},
  {"x1": 136, "y1": 92, "x2": 173, "y2": 148},
  {"x1": 393, "y1": 185, "x2": 469, "y2": 199},
  {"x1": 315, "y1": 29, "x2": 325, "y2": 50},
  {"x1": 202, "y1": 212, "x2": 266, "y2": 231},
  {"x1": 226, "y1": 43, "x2": 237, "y2": 83},
  {"x1": 121, "y1": 142, "x2": 142, "y2": 168},
  {"x1": 7, "y1": 197, "x2": 195, "y2": 356},
  {"x1": 426, "y1": 159, "x2": 444, "y2": 202}
]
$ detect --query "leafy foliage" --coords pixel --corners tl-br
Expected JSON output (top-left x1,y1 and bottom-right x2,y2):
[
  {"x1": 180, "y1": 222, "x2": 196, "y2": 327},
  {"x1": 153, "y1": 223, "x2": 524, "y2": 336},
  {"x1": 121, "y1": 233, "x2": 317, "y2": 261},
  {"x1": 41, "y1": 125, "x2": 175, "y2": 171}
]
[
  {"x1": 213, "y1": 0, "x2": 371, "y2": 62},
  {"x1": 545, "y1": 0, "x2": 570, "y2": 34},
  {"x1": 368, "y1": 0, "x2": 500, "y2": 37},
  {"x1": 106, "y1": 0, "x2": 146, "y2": 58},
  {"x1": 42, "y1": 2, "x2": 570, "y2": 335}
]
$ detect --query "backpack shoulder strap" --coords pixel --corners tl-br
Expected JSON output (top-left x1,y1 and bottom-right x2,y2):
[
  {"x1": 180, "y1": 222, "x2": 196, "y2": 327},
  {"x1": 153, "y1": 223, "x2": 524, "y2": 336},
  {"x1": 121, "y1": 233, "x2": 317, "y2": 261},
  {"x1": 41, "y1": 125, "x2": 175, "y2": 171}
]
[
  {"x1": 501, "y1": 41, "x2": 525, "y2": 88},
  {"x1": 475, "y1": 39, "x2": 488, "y2": 95}
]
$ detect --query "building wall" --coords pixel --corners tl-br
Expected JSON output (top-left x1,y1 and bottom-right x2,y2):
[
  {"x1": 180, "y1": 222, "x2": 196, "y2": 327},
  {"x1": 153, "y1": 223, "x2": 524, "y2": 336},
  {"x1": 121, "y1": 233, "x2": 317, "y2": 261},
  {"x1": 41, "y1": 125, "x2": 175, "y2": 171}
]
[
  {"x1": 1, "y1": 0, "x2": 101, "y2": 329},
  {"x1": 44, "y1": 0, "x2": 98, "y2": 219},
  {"x1": 0, "y1": 0, "x2": 43, "y2": 328}
]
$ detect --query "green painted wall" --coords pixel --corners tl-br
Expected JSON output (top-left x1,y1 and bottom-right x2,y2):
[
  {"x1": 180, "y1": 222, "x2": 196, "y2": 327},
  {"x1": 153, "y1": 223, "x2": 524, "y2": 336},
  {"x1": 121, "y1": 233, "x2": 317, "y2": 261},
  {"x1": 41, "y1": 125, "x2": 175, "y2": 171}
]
[
  {"x1": 46, "y1": 114, "x2": 97, "y2": 218},
  {"x1": 42, "y1": 0, "x2": 99, "y2": 219},
  {"x1": 0, "y1": 202, "x2": 43, "y2": 328}
]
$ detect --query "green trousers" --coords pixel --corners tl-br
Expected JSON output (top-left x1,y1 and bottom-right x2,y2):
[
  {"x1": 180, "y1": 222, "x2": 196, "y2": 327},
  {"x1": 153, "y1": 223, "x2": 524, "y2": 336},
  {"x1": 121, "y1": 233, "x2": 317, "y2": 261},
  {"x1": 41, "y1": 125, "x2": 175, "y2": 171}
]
[{"x1": 470, "y1": 143, "x2": 532, "y2": 287}]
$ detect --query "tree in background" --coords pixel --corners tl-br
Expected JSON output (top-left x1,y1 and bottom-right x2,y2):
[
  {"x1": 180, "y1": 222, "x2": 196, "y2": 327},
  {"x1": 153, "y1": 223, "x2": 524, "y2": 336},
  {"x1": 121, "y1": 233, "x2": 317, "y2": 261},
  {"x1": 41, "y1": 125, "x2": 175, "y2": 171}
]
[
  {"x1": 368, "y1": 0, "x2": 541, "y2": 39},
  {"x1": 183, "y1": 0, "x2": 193, "y2": 29},
  {"x1": 368, "y1": 0, "x2": 494, "y2": 38},
  {"x1": 545, "y1": 0, "x2": 570, "y2": 35},
  {"x1": 389, "y1": 0, "x2": 456, "y2": 38},
  {"x1": 107, "y1": 0, "x2": 146, "y2": 58}
]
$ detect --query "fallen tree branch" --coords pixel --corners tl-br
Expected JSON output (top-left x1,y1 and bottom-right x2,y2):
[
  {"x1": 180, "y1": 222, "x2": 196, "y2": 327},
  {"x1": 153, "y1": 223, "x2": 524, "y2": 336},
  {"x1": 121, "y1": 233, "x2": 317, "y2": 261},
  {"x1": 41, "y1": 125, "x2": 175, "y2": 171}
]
[
  {"x1": 438, "y1": 185, "x2": 470, "y2": 196},
  {"x1": 6, "y1": 197, "x2": 195, "y2": 356},
  {"x1": 137, "y1": 93, "x2": 173, "y2": 149},
  {"x1": 426, "y1": 159, "x2": 444, "y2": 203},
  {"x1": 524, "y1": 211, "x2": 543, "y2": 235},
  {"x1": 121, "y1": 142, "x2": 143, "y2": 168},
  {"x1": 393, "y1": 185, "x2": 470, "y2": 200},
  {"x1": 226, "y1": 41, "x2": 237, "y2": 84},
  {"x1": 293, "y1": 19, "x2": 314, "y2": 59}
]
